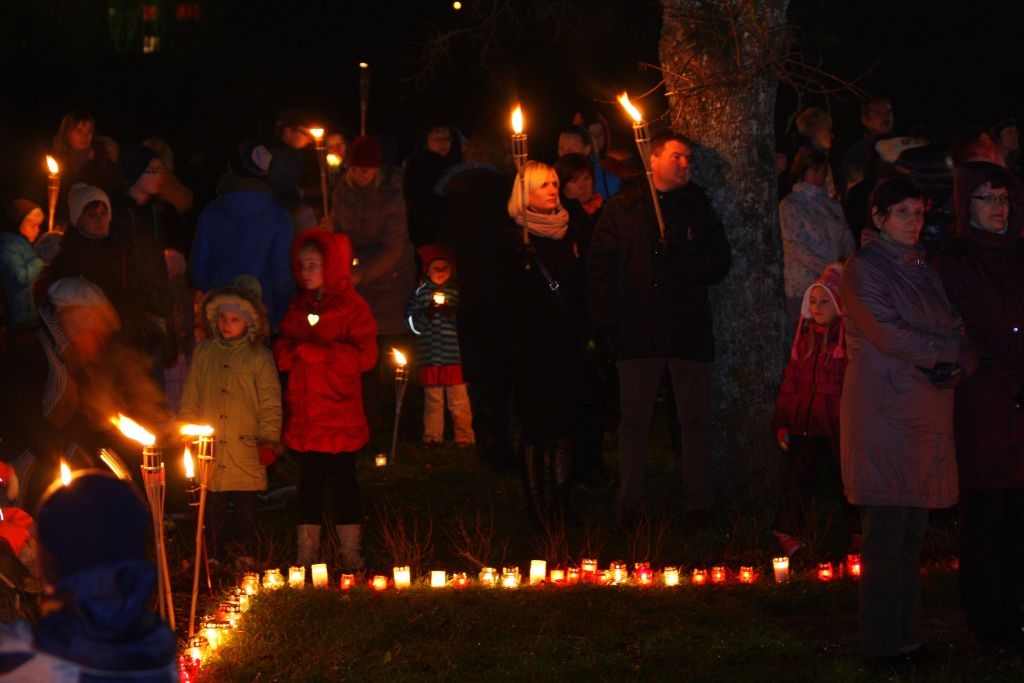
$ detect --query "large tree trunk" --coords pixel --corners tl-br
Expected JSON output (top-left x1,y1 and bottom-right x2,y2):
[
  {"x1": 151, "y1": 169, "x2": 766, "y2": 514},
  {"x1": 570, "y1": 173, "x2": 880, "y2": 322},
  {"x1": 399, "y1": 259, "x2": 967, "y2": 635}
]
[{"x1": 659, "y1": 0, "x2": 790, "y2": 502}]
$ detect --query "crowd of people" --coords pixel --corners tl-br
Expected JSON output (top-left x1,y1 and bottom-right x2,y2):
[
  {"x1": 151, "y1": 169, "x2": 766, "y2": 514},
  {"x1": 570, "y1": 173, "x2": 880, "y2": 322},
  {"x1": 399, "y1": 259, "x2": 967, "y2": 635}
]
[{"x1": 0, "y1": 96, "x2": 1022, "y2": 670}]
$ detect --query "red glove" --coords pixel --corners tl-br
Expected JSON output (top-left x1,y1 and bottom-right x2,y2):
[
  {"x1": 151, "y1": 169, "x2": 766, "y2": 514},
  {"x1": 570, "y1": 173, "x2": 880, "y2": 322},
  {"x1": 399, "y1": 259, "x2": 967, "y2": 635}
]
[{"x1": 259, "y1": 446, "x2": 279, "y2": 467}]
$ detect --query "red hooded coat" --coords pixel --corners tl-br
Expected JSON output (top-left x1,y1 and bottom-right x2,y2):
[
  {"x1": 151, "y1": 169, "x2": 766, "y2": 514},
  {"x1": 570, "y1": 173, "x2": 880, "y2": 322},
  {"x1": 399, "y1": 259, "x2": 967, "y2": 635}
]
[{"x1": 274, "y1": 230, "x2": 378, "y2": 453}]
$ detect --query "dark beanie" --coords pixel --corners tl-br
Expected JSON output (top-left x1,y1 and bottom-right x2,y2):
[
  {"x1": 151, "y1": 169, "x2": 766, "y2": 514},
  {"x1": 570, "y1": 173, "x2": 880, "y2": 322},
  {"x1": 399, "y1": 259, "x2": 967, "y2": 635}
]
[
  {"x1": 8, "y1": 198, "x2": 41, "y2": 233},
  {"x1": 349, "y1": 136, "x2": 383, "y2": 168},
  {"x1": 119, "y1": 143, "x2": 159, "y2": 186},
  {"x1": 35, "y1": 470, "x2": 149, "y2": 584}
]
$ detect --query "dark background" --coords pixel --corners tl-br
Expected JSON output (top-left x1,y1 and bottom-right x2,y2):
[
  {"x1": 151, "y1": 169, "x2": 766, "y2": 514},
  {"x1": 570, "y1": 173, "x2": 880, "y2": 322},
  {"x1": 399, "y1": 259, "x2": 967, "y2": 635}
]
[{"x1": 1, "y1": 0, "x2": 1021, "y2": 210}]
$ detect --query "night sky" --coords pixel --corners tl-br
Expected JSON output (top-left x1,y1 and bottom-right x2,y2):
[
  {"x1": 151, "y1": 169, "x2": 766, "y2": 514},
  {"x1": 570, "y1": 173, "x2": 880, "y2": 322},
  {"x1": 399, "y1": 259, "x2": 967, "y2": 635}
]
[{"x1": 1, "y1": 0, "x2": 1021, "y2": 204}]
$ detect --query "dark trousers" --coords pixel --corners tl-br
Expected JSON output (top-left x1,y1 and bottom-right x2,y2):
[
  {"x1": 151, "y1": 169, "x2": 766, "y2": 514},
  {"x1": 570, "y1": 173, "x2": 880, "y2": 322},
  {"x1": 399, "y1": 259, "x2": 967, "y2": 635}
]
[
  {"x1": 858, "y1": 505, "x2": 929, "y2": 657},
  {"x1": 959, "y1": 487, "x2": 1024, "y2": 645},
  {"x1": 774, "y1": 435, "x2": 859, "y2": 540},
  {"x1": 296, "y1": 450, "x2": 361, "y2": 525},
  {"x1": 616, "y1": 358, "x2": 712, "y2": 513},
  {"x1": 206, "y1": 490, "x2": 259, "y2": 561}
]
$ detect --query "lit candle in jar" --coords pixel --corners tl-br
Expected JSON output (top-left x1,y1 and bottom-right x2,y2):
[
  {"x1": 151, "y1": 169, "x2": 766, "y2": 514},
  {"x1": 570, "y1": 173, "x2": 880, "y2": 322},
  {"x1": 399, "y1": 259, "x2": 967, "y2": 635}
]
[
  {"x1": 288, "y1": 566, "x2": 305, "y2": 588},
  {"x1": 817, "y1": 562, "x2": 834, "y2": 582},
  {"x1": 692, "y1": 568, "x2": 708, "y2": 585},
  {"x1": 432, "y1": 291, "x2": 446, "y2": 305},
  {"x1": 738, "y1": 566, "x2": 755, "y2": 584},
  {"x1": 431, "y1": 570, "x2": 447, "y2": 588},
  {"x1": 634, "y1": 562, "x2": 653, "y2": 586},
  {"x1": 549, "y1": 568, "x2": 565, "y2": 584},
  {"x1": 186, "y1": 635, "x2": 208, "y2": 665},
  {"x1": 663, "y1": 566, "x2": 680, "y2": 587},
  {"x1": 393, "y1": 565, "x2": 411, "y2": 589},
  {"x1": 529, "y1": 559, "x2": 547, "y2": 585},
  {"x1": 452, "y1": 572, "x2": 470, "y2": 589},
  {"x1": 311, "y1": 563, "x2": 329, "y2": 588},
  {"x1": 501, "y1": 566, "x2": 521, "y2": 588},
  {"x1": 478, "y1": 567, "x2": 497, "y2": 587},
  {"x1": 610, "y1": 560, "x2": 628, "y2": 585},
  {"x1": 846, "y1": 554, "x2": 861, "y2": 579},
  {"x1": 772, "y1": 556, "x2": 790, "y2": 584},
  {"x1": 241, "y1": 571, "x2": 259, "y2": 595},
  {"x1": 581, "y1": 558, "x2": 598, "y2": 582},
  {"x1": 340, "y1": 574, "x2": 356, "y2": 590},
  {"x1": 566, "y1": 566, "x2": 581, "y2": 584},
  {"x1": 375, "y1": 453, "x2": 387, "y2": 467},
  {"x1": 218, "y1": 601, "x2": 242, "y2": 629},
  {"x1": 263, "y1": 568, "x2": 284, "y2": 589},
  {"x1": 371, "y1": 575, "x2": 389, "y2": 591},
  {"x1": 711, "y1": 566, "x2": 727, "y2": 584}
]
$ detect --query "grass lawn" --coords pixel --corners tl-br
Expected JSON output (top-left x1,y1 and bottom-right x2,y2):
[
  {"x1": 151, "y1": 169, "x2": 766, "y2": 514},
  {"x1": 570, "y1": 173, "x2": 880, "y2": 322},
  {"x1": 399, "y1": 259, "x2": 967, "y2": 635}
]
[{"x1": 163, "y1": 409, "x2": 1023, "y2": 682}]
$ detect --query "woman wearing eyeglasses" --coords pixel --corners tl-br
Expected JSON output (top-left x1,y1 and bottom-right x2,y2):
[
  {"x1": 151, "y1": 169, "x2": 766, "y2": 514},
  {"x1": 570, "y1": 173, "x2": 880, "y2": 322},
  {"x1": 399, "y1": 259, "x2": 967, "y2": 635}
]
[{"x1": 935, "y1": 161, "x2": 1024, "y2": 654}]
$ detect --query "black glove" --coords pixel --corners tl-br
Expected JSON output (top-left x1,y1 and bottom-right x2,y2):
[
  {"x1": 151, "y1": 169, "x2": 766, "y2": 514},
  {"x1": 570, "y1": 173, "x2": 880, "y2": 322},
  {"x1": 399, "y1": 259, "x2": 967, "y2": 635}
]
[{"x1": 917, "y1": 362, "x2": 962, "y2": 389}]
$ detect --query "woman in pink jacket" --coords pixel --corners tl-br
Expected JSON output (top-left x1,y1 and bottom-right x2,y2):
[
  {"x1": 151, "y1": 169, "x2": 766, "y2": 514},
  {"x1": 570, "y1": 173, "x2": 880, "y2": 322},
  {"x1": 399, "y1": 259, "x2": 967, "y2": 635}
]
[{"x1": 274, "y1": 229, "x2": 378, "y2": 570}]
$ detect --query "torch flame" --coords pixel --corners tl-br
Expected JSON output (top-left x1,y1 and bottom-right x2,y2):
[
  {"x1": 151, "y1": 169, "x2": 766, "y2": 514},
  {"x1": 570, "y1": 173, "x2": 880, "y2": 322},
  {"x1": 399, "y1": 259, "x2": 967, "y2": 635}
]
[
  {"x1": 60, "y1": 459, "x2": 72, "y2": 486},
  {"x1": 511, "y1": 105, "x2": 524, "y2": 134},
  {"x1": 46, "y1": 155, "x2": 59, "y2": 175},
  {"x1": 392, "y1": 348, "x2": 408, "y2": 366},
  {"x1": 183, "y1": 447, "x2": 194, "y2": 479},
  {"x1": 180, "y1": 424, "x2": 214, "y2": 437},
  {"x1": 617, "y1": 93, "x2": 644, "y2": 123},
  {"x1": 111, "y1": 413, "x2": 156, "y2": 446},
  {"x1": 308, "y1": 127, "x2": 325, "y2": 141}
]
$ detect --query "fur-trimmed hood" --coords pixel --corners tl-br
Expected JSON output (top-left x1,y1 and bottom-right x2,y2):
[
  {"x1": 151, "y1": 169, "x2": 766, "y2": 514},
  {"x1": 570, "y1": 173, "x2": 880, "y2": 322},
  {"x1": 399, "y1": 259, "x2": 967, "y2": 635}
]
[{"x1": 201, "y1": 284, "x2": 270, "y2": 344}]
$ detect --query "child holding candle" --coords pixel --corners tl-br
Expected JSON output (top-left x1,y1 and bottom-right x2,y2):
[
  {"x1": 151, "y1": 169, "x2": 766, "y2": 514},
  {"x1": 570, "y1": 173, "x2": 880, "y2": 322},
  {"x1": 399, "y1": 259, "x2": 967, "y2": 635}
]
[
  {"x1": 771, "y1": 262, "x2": 859, "y2": 558},
  {"x1": 274, "y1": 229, "x2": 378, "y2": 570},
  {"x1": 179, "y1": 276, "x2": 282, "y2": 570},
  {"x1": 404, "y1": 244, "x2": 474, "y2": 449}
]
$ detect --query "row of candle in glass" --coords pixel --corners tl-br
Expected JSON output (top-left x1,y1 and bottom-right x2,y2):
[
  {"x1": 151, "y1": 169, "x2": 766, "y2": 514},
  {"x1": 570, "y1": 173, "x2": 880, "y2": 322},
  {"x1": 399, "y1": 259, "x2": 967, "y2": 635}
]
[
  {"x1": 243, "y1": 555, "x2": 863, "y2": 595},
  {"x1": 182, "y1": 587, "x2": 251, "y2": 672}
]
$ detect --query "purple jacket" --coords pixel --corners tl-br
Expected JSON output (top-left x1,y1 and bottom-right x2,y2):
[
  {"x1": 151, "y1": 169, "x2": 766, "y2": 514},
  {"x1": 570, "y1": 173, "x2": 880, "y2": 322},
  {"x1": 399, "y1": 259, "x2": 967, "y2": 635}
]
[{"x1": 839, "y1": 229, "x2": 963, "y2": 508}]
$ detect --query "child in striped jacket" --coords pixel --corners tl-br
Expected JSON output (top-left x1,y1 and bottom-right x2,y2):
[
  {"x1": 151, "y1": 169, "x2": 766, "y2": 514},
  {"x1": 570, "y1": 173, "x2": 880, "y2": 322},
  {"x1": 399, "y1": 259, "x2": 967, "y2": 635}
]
[{"x1": 405, "y1": 245, "x2": 475, "y2": 448}]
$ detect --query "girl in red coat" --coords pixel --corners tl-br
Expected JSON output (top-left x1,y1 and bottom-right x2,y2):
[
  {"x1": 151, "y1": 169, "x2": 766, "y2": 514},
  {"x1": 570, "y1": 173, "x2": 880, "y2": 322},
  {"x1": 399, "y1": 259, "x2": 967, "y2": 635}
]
[
  {"x1": 274, "y1": 229, "x2": 378, "y2": 570},
  {"x1": 772, "y1": 262, "x2": 859, "y2": 558}
]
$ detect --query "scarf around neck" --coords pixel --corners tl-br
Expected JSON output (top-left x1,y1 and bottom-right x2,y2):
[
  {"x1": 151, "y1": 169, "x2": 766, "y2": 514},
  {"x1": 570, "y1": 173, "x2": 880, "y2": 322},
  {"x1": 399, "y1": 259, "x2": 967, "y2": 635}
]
[{"x1": 514, "y1": 206, "x2": 569, "y2": 240}]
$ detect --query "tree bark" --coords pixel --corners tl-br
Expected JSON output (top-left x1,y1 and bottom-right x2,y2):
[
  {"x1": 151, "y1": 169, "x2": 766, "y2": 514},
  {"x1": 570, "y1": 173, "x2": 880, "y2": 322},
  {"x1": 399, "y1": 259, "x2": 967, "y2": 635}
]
[{"x1": 659, "y1": 0, "x2": 790, "y2": 502}]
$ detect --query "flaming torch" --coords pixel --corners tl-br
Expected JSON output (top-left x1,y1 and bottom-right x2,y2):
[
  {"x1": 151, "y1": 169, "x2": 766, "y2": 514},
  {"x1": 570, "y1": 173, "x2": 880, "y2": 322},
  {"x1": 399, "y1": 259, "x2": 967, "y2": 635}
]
[
  {"x1": 510, "y1": 105, "x2": 530, "y2": 245},
  {"x1": 45, "y1": 155, "x2": 60, "y2": 233},
  {"x1": 390, "y1": 348, "x2": 409, "y2": 464},
  {"x1": 111, "y1": 414, "x2": 174, "y2": 629},
  {"x1": 309, "y1": 126, "x2": 330, "y2": 222},
  {"x1": 183, "y1": 446, "x2": 212, "y2": 597},
  {"x1": 181, "y1": 423, "x2": 214, "y2": 638},
  {"x1": 617, "y1": 93, "x2": 667, "y2": 248}
]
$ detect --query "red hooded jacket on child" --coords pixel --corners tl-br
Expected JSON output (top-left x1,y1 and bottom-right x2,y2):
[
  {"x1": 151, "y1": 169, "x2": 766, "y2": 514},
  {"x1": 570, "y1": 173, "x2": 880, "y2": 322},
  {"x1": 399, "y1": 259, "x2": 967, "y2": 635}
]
[
  {"x1": 274, "y1": 230, "x2": 378, "y2": 453},
  {"x1": 773, "y1": 262, "x2": 847, "y2": 437}
]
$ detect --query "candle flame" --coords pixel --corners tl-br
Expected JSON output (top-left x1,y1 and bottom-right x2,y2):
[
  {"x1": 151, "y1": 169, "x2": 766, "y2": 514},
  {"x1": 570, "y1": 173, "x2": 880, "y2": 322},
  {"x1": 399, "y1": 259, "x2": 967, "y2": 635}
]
[
  {"x1": 180, "y1": 424, "x2": 214, "y2": 437},
  {"x1": 392, "y1": 348, "x2": 407, "y2": 366},
  {"x1": 326, "y1": 153, "x2": 341, "y2": 167},
  {"x1": 46, "y1": 155, "x2": 59, "y2": 175},
  {"x1": 359, "y1": 61, "x2": 369, "y2": 69},
  {"x1": 183, "y1": 447, "x2": 194, "y2": 478},
  {"x1": 60, "y1": 459, "x2": 72, "y2": 486},
  {"x1": 617, "y1": 93, "x2": 643, "y2": 122},
  {"x1": 511, "y1": 105, "x2": 524, "y2": 134},
  {"x1": 308, "y1": 127, "x2": 325, "y2": 140},
  {"x1": 111, "y1": 413, "x2": 156, "y2": 446}
]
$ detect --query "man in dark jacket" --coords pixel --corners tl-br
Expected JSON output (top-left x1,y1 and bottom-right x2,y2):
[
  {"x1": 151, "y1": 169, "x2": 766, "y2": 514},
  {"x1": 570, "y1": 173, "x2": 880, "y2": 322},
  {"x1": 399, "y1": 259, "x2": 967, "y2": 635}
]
[{"x1": 587, "y1": 130, "x2": 731, "y2": 527}]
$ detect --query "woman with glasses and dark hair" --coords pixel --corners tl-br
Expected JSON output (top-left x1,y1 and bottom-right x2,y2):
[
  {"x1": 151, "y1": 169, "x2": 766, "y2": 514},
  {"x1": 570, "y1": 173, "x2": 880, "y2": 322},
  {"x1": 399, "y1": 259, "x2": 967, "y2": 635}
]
[{"x1": 934, "y1": 161, "x2": 1024, "y2": 653}]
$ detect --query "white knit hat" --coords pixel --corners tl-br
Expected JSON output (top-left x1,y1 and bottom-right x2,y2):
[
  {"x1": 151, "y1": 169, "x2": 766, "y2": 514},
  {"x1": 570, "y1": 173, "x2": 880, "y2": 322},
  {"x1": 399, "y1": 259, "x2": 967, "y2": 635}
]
[{"x1": 68, "y1": 183, "x2": 111, "y2": 227}]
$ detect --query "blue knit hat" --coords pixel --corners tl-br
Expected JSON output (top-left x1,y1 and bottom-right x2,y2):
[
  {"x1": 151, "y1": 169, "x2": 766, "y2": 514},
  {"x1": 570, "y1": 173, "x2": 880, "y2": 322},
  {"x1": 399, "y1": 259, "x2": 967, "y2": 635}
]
[{"x1": 35, "y1": 470, "x2": 149, "y2": 584}]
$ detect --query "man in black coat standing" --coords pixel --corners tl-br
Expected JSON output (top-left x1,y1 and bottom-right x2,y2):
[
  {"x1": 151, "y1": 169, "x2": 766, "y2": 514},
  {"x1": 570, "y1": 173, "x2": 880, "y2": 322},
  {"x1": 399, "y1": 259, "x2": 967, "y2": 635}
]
[{"x1": 587, "y1": 130, "x2": 732, "y2": 528}]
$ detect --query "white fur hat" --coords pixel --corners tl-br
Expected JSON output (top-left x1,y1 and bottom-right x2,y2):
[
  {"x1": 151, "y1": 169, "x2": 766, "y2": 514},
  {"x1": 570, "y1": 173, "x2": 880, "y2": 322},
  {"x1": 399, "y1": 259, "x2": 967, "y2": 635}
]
[{"x1": 68, "y1": 183, "x2": 111, "y2": 227}]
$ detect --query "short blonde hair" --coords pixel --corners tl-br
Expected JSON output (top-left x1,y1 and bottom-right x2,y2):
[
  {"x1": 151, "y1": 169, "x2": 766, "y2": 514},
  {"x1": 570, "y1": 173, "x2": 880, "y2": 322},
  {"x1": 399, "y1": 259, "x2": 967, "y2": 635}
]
[{"x1": 507, "y1": 160, "x2": 558, "y2": 218}]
